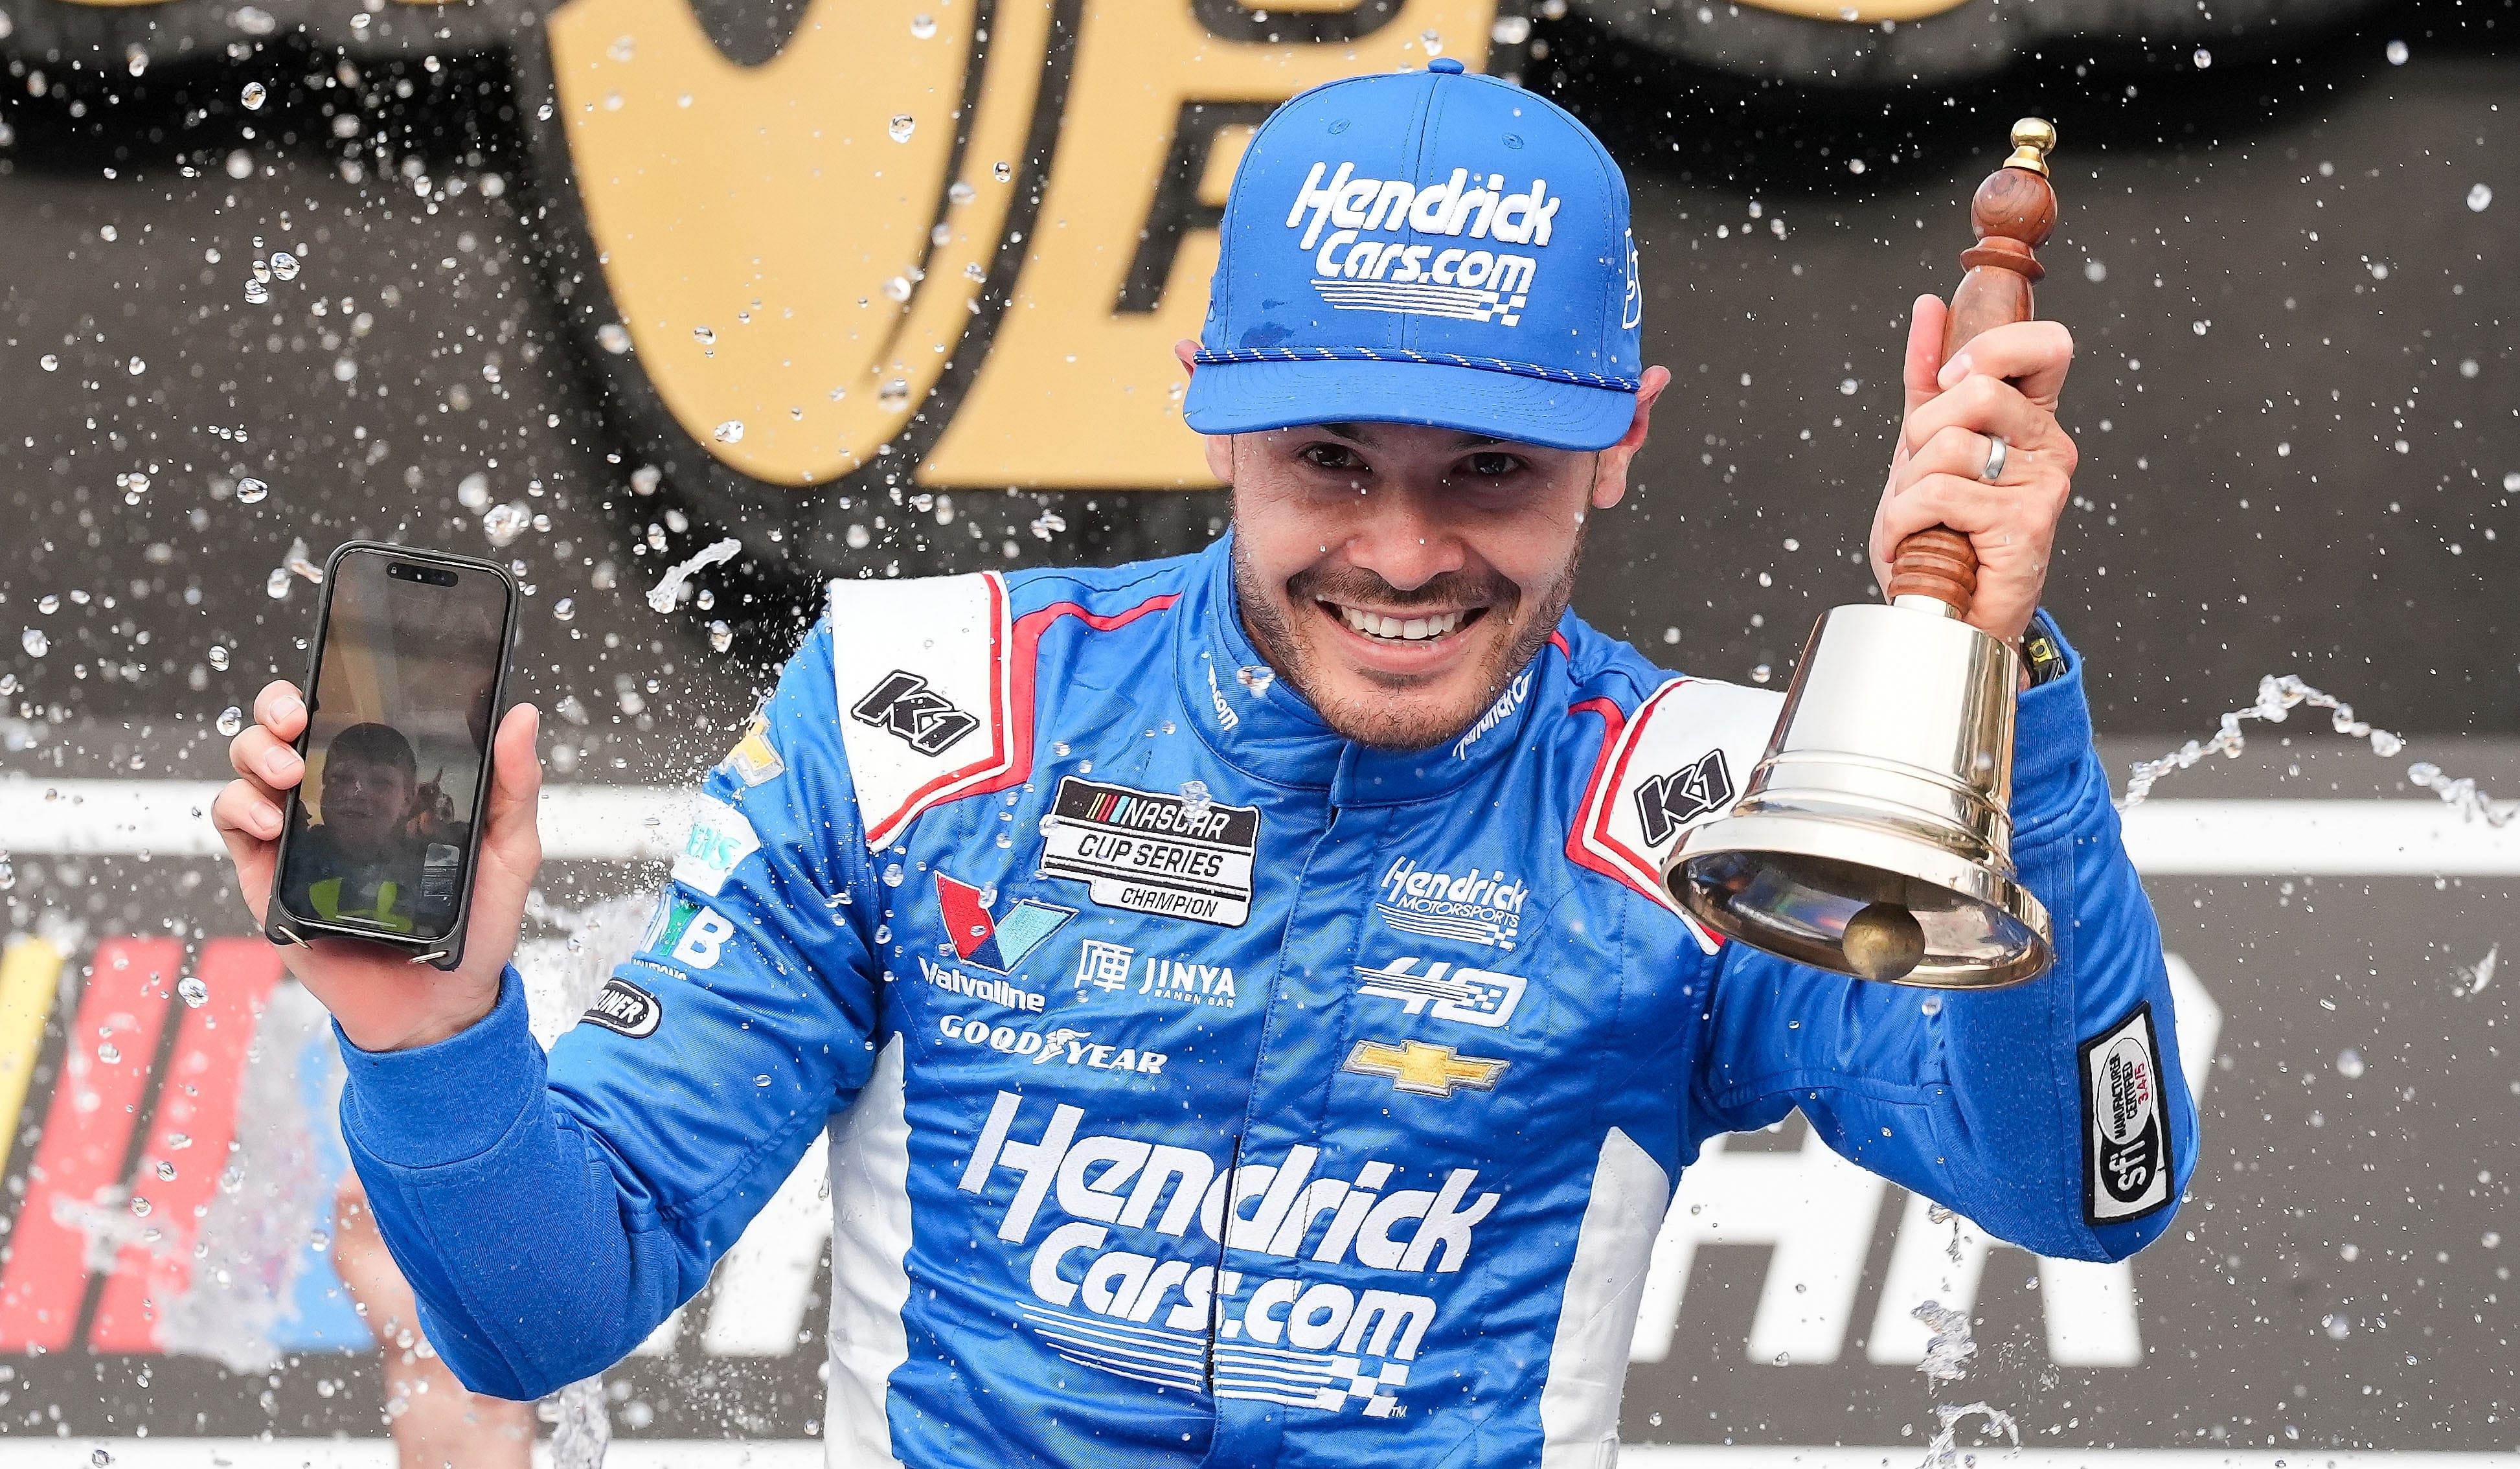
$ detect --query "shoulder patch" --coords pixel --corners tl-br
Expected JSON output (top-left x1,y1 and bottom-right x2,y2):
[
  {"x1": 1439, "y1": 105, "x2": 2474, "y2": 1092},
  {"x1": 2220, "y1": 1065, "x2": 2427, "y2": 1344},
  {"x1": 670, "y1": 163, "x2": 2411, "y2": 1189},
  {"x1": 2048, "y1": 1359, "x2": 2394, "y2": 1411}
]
[
  {"x1": 1567, "y1": 677, "x2": 1783, "y2": 951},
  {"x1": 674, "y1": 794, "x2": 762, "y2": 896},
  {"x1": 828, "y1": 573, "x2": 1019, "y2": 847},
  {"x1": 2081, "y1": 1001, "x2": 2175, "y2": 1224},
  {"x1": 582, "y1": 974, "x2": 663, "y2": 1039}
]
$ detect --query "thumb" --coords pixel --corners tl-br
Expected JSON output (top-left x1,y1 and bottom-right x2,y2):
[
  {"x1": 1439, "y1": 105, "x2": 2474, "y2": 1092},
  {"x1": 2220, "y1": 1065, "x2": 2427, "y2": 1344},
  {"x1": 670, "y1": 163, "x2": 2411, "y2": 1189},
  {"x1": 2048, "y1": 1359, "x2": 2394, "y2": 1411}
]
[
  {"x1": 1900, "y1": 293, "x2": 1949, "y2": 418},
  {"x1": 483, "y1": 703, "x2": 544, "y2": 865}
]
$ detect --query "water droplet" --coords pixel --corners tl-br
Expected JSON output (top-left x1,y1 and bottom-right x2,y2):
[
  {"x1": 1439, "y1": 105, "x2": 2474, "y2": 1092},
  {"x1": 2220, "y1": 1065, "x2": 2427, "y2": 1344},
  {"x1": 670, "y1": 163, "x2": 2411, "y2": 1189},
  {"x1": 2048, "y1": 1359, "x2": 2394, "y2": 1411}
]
[
  {"x1": 889, "y1": 114, "x2": 916, "y2": 143},
  {"x1": 244, "y1": 279, "x2": 269, "y2": 305},
  {"x1": 37, "y1": 594, "x2": 58, "y2": 615},
  {"x1": 1236, "y1": 665, "x2": 1275, "y2": 695},
  {"x1": 993, "y1": 160, "x2": 1013, "y2": 183},
  {"x1": 117, "y1": 471, "x2": 152, "y2": 504},
  {"x1": 225, "y1": 149, "x2": 255, "y2": 181},
  {"x1": 2083, "y1": 258, "x2": 2107, "y2": 284},
  {"x1": 242, "y1": 81, "x2": 267, "y2": 109},
  {"x1": 236, "y1": 475, "x2": 268, "y2": 504},
  {"x1": 2385, "y1": 38, "x2": 2409, "y2": 64},
  {"x1": 270, "y1": 248, "x2": 299, "y2": 280},
  {"x1": 598, "y1": 322, "x2": 633, "y2": 354},
  {"x1": 1846, "y1": 157, "x2": 1866, "y2": 174},
  {"x1": 878, "y1": 380, "x2": 911, "y2": 410},
  {"x1": 2337, "y1": 1048, "x2": 2366, "y2": 1078},
  {"x1": 693, "y1": 325, "x2": 716, "y2": 346},
  {"x1": 126, "y1": 45, "x2": 149, "y2": 76},
  {"x1": 553, "y1": 597, "x2": 576, "y2": 622},
  {"x1": 949, "y1": 180, "x2": 975, "y2": 205},
  {"x1": 2469, "y1": 183, "x2": 2494, "y2": 212},
  {"x1": 1178, "y1": 780, "x2": 1212, "y2": 815},
  {"x1": 2191, "y1": 47, "x2": 2211, "y2": 67},
  {"x1": 1420, "y1": 26, "x2": 1442, "y2": 54},
  {"x1": 98, "y1": 1042, "x2": 122, "y2": 1065},
  {"x1": 1030, "y1": 509, "x2": 1067, "y2": 540},
  {"x1": 155, "y1": 1159, "x2": 179, "y2": 1182},
  {"x1": 884, "y1": 275, "x2": 913, "y2": 303},
  {"x1": 20, "y1": 628, "x2": 48, "y2": 658},
  {"x1": 93, "y1": 1450, "x2": 114, "y2": 1468},
  {"x1": 179, "y1": 974, "x2": 211, "y2": 1008},
  {"x1": 910, "y1": 12, "x2": 936, "y2": 37},
  {"x1": 38, "y1": 354, "x2": 58, "y2": 372},
  {"x1": 709, "y1": 620, "x2": 734, "y2": 652},
  {"x1": 608, "y1": 32, "x2": 635, "y2": 59},
  {"x1": 216, "y1": 707, "x2": 245, "y2": 736},
  {"x1": 266, "y1": 567, "x2": 293, "y2": 599},
  {"x1": 714, "y1": 419, "x2": 745, "y2": 443},
  {"x1": 883, "y1": 862, "x2": 905, "y2": 888},
  {"x1": 208, "y1": 646, "x2": 231, "y2": 670},
  {"x1": 481, "y1": 502, "x2": 530, "y2": 547},
  {"x1": 1750, "y1": 663, "x2": 1773, "y2": 684},
  {"x1": 457, "y1": 472, "x2": 492, "y2": 510}
]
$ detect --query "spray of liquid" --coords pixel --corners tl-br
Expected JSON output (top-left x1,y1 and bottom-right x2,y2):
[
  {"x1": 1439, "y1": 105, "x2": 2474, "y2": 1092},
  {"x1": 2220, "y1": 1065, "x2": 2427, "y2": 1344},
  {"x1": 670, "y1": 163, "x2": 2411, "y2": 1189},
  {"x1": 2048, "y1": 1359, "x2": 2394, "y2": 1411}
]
[
  {"x1": 1918, "y1": 1401, "x2": 2021, "y2": 1469},
  {"x1": 2118, "y1": 674, "x2": 2514, "y2": 825}
]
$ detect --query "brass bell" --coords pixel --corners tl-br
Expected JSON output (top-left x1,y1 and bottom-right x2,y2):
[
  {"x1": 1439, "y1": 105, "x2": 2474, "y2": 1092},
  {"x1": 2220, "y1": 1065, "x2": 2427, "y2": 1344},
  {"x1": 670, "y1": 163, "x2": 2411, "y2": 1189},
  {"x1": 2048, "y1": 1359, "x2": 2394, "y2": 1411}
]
[{"x1": 1664, "y1": 120, "x2": 2064, "y2": 990}]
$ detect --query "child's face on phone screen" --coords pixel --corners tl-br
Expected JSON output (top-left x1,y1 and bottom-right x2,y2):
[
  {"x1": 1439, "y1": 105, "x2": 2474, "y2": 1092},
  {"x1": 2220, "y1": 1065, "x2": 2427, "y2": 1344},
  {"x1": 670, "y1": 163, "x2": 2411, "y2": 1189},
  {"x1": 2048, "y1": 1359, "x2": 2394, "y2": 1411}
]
[{"x1": 322, "y1": 753, "x2": 417, "y2": 852}]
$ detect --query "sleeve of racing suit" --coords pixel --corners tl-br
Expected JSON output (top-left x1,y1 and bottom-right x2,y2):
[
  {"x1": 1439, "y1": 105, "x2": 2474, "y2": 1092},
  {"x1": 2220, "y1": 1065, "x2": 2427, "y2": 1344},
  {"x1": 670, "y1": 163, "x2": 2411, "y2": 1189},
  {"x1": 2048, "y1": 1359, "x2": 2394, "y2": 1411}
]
[
  {"x1": 1693, "y1": 613, "x2": 2201, "y2": 1262},
  {"x1": 334, "y1": 615, "x2": 883, "y2": 1398}
]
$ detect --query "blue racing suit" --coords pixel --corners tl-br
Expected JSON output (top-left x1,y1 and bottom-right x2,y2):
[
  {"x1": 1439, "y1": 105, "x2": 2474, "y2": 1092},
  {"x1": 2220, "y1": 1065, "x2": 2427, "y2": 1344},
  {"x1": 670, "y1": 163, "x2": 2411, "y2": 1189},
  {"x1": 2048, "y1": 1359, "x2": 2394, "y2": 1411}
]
[{"x1": 335, "y1": 534, "x2": 2199, "y2": 1466}]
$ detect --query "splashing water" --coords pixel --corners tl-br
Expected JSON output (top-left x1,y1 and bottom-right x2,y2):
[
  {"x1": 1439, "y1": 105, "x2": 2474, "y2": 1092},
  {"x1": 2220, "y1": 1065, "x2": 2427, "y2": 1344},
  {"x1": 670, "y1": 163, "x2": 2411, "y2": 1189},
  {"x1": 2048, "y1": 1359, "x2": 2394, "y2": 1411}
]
[
  {"x1": 281, "y1": 537, "x2": 326, "y2": 586},
  {"x1": 550, "y1": 1376, "x2": 613, "y2": 1466},
  {"x1": 2119, "y1": 674, "x2": 2514, "y2": 825},
  {"x1": 646, "y1": 537, "x2": 742, "y2": 613},
  {"x1": 177, "y1": 975, "x2": 209, "y2": 1007},
  {"x1": 1918, "y1": 1402, "x2": 2020, "y2": 1469},
  {"x1": 234, "y1": 476, "x2": 269, "y2": 505},
  {"x1": 1912, "y1": 1300, "x2": 1976, "y2": 1388}
]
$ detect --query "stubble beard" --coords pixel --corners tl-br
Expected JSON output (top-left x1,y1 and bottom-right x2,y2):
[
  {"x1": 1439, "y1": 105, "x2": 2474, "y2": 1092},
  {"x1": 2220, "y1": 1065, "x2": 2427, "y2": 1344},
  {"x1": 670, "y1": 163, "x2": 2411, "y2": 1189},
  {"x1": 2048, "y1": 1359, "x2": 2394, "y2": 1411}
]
[{"x1": 1232, "y1": 521, "x2": 1586, "y2": 753}]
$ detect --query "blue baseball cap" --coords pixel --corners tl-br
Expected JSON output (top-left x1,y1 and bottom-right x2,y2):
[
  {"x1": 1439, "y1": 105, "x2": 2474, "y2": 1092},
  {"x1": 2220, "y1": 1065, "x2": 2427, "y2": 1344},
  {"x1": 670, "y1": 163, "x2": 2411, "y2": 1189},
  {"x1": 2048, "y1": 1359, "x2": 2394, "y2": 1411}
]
[{"x1": 1184, "y1": 58, "x2": 1644, "y2": 453}]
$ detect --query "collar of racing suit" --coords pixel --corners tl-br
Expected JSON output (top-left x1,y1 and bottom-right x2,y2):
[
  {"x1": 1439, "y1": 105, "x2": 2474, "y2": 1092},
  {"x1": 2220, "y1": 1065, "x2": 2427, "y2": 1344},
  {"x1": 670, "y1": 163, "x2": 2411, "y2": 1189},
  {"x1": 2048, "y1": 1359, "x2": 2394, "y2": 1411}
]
[{"x1": 1172, "y1": 532, "x2": 1568, "y2": 808}]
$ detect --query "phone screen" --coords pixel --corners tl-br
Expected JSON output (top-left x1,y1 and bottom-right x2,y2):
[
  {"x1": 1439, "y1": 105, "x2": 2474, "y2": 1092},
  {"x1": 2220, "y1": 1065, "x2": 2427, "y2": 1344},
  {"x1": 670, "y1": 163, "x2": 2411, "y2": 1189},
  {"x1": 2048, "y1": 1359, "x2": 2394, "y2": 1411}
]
[{"x1": 276, "y1": 551, "x2": 510, "y2": 944}]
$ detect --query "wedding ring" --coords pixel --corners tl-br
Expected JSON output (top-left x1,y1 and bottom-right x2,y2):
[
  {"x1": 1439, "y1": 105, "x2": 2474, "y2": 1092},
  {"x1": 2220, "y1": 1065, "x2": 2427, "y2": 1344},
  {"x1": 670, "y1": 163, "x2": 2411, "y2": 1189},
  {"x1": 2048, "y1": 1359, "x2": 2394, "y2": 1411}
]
[{"x1": 1979, "y1": 433, "x2": 2010, "y2": 483}]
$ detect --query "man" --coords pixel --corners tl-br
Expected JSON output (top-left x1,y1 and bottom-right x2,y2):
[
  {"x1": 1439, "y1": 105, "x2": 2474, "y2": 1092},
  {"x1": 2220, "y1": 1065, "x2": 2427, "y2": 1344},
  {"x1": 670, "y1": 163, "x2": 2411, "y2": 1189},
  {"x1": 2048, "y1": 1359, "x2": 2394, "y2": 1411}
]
[
  {"x1": 214, "y1": 60, "x2": 2198, "y2": 1465},
  {"x1": 280, "y1": 722, "x2": 462, "y2": 936}
]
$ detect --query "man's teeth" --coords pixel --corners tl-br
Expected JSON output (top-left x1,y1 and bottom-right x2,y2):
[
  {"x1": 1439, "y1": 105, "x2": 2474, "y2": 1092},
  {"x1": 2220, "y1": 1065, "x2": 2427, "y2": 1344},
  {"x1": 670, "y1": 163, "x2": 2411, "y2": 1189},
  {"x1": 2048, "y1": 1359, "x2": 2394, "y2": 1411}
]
[{"x1": 1337, "y1": 605, "x2": 1464, "y2": 642}]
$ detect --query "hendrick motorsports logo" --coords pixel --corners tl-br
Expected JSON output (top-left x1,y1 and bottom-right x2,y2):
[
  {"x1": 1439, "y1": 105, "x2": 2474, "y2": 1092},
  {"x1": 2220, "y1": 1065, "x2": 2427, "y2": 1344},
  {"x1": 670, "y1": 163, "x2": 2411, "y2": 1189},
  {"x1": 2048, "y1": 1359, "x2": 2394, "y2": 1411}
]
[
  {"x1": 1374, "y1": 856, "x2": 1529, "y2": 950},
  {"x1": 1038, "y1": 777, "x2": 1261, "y2": 927}
]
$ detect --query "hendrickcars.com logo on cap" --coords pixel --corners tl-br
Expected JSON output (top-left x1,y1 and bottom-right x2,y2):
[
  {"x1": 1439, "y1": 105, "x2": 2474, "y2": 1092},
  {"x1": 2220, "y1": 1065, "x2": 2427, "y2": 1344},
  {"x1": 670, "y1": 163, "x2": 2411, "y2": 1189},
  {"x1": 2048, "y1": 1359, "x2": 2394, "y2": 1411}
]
[{"x1": 1184, "y1": 57, "x2": 1645, "y2": 453}]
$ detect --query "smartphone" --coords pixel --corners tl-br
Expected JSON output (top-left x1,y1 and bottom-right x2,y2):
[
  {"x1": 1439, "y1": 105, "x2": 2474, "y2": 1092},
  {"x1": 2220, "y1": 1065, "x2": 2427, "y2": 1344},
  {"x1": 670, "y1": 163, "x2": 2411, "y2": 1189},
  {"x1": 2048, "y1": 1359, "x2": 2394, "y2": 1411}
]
[{"x1": 264, "y1": 543, "x2": 520, "y2": 970}]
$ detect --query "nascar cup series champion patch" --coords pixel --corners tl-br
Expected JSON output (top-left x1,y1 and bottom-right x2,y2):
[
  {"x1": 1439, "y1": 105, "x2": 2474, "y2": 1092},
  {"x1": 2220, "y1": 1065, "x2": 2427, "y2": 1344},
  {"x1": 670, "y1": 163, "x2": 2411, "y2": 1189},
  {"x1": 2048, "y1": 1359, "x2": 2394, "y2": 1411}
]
[{"x1": 1183, "y1": 57, "x2": 1644, "y2": 453}]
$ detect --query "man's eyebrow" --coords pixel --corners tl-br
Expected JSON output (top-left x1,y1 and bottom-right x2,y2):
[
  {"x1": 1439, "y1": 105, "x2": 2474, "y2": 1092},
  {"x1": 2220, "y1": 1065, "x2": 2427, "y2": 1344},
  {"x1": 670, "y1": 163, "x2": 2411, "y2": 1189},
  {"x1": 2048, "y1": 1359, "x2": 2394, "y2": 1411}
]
[{"x1": 1315, "y1": 422, "x2": 1507, "y2": 450}]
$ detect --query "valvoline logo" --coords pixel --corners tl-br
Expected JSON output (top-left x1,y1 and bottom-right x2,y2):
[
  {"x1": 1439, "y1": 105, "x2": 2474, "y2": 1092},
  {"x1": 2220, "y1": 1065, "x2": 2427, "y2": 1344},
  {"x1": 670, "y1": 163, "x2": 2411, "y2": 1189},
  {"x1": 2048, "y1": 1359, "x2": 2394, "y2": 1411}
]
[{"x1": 936, "y1": 874, "x2": 1076, "y2": 975}]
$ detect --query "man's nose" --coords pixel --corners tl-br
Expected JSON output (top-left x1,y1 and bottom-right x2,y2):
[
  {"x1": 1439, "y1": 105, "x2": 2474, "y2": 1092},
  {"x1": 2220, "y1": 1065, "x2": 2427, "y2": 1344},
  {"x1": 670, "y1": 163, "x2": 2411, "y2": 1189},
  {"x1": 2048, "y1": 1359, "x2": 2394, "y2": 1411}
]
[{"x1": 1340, "y1": 483, "x2": 1466, "y2": 593}]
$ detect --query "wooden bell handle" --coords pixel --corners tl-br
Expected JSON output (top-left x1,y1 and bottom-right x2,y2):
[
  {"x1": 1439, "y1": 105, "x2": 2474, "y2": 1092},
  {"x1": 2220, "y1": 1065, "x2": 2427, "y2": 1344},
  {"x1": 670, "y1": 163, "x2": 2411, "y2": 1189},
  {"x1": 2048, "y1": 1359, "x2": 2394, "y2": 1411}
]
[{"x1": 1885, "y1": 119, "x2": 2061, "y2": 615}]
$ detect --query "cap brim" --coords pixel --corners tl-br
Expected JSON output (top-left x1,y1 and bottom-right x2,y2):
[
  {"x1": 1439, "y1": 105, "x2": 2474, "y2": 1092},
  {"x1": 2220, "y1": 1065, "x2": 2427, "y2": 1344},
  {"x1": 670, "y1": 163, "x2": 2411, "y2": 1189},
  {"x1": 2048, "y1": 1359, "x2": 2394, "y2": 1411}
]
[{"x1": 1183, "y1": 356, "x2": 1637, "y2": 453}]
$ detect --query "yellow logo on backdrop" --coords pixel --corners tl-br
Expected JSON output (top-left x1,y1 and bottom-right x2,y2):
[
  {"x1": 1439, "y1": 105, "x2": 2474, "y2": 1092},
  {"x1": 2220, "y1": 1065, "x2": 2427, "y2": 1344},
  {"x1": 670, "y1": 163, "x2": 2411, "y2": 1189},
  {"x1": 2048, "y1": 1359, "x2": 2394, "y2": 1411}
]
[{"x1": 547, "y1": 0, "x2": 1502, "y2": 492}]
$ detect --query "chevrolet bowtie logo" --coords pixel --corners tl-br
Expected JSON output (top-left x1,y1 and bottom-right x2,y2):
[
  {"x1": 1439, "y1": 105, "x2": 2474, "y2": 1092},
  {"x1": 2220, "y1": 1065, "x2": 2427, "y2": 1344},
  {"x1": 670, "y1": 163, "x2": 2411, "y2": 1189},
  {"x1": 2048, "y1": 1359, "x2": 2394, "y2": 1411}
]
[{"x1": 1341, "y1": 1040, "x2": 1509, "y2": 1099}]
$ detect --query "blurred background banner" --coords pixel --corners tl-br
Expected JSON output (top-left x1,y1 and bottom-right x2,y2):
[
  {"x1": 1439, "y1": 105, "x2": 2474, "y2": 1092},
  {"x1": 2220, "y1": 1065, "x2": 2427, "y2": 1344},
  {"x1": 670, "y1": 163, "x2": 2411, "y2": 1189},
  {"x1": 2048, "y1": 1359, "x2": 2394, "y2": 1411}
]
[{"x1": 1, "y1": 0, "x2": 2516, "y2": 1455}]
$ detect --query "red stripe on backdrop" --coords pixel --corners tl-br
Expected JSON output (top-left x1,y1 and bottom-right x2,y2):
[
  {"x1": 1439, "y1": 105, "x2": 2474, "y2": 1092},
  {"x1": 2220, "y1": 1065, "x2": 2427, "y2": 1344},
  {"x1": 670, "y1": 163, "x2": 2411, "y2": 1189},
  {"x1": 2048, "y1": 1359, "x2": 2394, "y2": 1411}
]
[
  {"x1": 89, "y1": 940, "x2": 283, "y2": 1351},
  {"x1": 0, "y1": 937, "x2": 180, "y2": 1350}
]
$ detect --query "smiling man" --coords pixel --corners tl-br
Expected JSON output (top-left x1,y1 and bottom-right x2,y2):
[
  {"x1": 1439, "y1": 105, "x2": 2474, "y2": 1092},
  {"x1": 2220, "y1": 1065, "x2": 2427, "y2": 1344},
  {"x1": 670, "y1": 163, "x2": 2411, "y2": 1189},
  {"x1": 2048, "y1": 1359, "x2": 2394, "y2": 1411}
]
[{"x1": 214, "y1": 59, "x2": 2198, "y2": 1467}]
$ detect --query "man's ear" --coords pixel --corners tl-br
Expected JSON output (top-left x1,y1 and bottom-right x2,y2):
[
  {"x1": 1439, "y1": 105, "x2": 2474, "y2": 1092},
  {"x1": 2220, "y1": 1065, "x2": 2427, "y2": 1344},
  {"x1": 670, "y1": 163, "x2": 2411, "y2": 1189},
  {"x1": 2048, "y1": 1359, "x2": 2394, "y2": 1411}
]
[
  {"x1": 1177, "y1": 338, "x2": 1236, "y2": 484},
  {"x1": 1588, "y1": 365, "x2": 1671, "y2": 511}
]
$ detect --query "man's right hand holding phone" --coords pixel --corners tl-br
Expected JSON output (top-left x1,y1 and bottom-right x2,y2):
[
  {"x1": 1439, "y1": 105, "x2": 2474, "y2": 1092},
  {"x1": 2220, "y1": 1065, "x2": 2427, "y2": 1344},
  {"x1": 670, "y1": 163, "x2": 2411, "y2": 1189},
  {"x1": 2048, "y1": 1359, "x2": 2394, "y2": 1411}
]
[{"x1": 212, "y1": 679, "x2": 547, "y2": 1052}]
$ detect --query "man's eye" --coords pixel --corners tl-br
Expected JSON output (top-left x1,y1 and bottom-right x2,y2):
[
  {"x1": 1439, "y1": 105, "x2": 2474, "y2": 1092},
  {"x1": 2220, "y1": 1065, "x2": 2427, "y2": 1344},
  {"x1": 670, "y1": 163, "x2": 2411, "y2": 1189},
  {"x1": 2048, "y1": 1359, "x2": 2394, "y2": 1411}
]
[
  {"x1": 1466, "y1": 452, "x2": 1521, "y2": 477},
  {"x1": 1300, "y1": 444, "x2": 1363, "y2": 471}
]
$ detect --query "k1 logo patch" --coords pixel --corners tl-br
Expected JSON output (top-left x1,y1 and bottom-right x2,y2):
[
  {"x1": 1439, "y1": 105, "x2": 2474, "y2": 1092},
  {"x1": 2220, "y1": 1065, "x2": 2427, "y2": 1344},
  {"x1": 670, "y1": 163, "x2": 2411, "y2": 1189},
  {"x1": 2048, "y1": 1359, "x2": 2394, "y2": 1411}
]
[
  {"x1": 851, "y1": 669, "x2": 981, "y2": 756},
  {"x1": 1634, "y1": 748, "x2": 1734, "y2": 848},
  {"x1": 2081, "y1": 1001, "x2": 2175, "y2": 1224},
  {"x1": 1038, "y1": 777, "x2": 1260, "y2": 928}
]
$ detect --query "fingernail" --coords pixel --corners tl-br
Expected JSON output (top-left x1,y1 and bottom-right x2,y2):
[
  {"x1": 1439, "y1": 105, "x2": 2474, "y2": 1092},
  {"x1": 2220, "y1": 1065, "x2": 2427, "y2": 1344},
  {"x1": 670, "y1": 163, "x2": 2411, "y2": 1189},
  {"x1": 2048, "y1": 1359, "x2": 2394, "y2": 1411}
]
[
  {"x1": 255, "y1": 801, "x2": 281, "y2": 836},
  {"x1": 1936, "y1": 354, "x2": 1971, "y2": 388},
  {"x1": 275, "y1": 694, "x2": 304, "y2": 722},
  {"x1": 261, "y1": 748, "x2": 296, "y2": 781}
]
